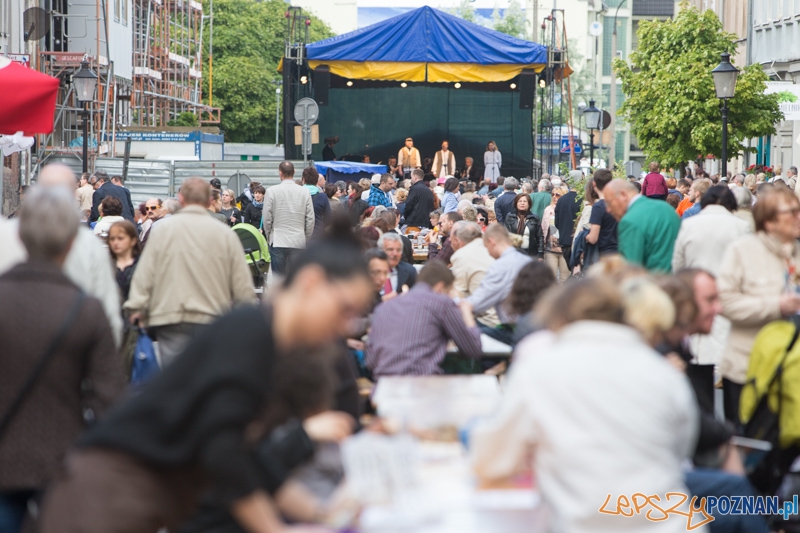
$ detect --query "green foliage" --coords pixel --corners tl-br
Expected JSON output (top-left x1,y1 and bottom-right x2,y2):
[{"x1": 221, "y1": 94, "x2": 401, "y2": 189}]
[
  {"x1": 448, "y1": 0, "x2": 477, "y2": 23},
  {"x1": 203, "y1": 0, "x2": 333, "y2": 143},
  {"x1": 613, "y1": 2, "x2": 782, "y2": 168},
  {"x1": 777, "y1": 91, "x2": 798, "y2": 103},
  {"x1": 492, "y1": 0, "x2": 526, "y2": 39},
  {"x1": 167, "y1": 112, "x2": 199, "y2": 127}
]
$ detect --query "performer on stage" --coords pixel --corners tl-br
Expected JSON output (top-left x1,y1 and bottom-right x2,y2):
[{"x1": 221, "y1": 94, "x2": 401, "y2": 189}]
[
  {"x1": 484, "y1": 141, "x2": 502, "y2": 183},
  {"x1": 398, "y1": 137, "x2": 421, "y2": 180},
  {"x1": 432, "y1": 141, "x2": 456, "y2": 179},
  {"x1": 322, "y1": 136, "x2": 339, "y2": 161},
  {"x1": 459, "y1": 156, "x2": 479, "y2": 184}
]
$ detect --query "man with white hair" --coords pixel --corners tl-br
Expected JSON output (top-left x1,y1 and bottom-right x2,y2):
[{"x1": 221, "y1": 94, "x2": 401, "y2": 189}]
[
  {"x1": 529, "y1": 178, "x2": 552, "y2": 221},
  {"x1": 604, "y1": 180, "x2": 681, "y2": 272},
  {"x1": 379, "y1": 232, "x2": 416, "y2": 295},
  {"x1": 0, "y1": 163, "x2": 123, "y2": 346},
  {"x1": 450, "y1": 221, "x2": 499, "y2": 327},
  {"x1": 493, "y1": 177, "x2": 519, "y2": 225},
  {"x1": 361, "y1": 174, "x2": 382, "y2": 201}
]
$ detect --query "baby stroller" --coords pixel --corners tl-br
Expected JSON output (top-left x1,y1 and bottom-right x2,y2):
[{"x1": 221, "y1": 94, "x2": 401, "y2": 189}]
[{"x1": 232, "y1": 223, "x2": 270, "y2": 294}]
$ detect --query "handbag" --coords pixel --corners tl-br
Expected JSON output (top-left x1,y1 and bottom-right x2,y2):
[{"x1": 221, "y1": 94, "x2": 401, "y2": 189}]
[
  {"x1": 745, "y1": 314, "x2": 800, "y2": 493},
  {"x1": 0, "y1": 292, "x2": 86, "y2": 442},
  {"x1": 130, "y1": 328, "x2": 161, "y2": 385}
]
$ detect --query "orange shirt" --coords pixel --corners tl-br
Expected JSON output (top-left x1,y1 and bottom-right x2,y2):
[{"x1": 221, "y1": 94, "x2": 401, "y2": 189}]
[{"x1": 676, "y1": 197, "x2": 693, "y2": 216}]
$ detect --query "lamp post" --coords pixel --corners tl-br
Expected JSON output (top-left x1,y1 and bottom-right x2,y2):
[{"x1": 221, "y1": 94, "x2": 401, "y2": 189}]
[
  {"x1": 583, "y1": 99, "x2": 602, "y2": 169},
  {"x1": 711, "y1": 52, "x2": 739, "y2": 179},
  {"x1": 73, "y1": 59, "x2": 98, "y2": 174}
]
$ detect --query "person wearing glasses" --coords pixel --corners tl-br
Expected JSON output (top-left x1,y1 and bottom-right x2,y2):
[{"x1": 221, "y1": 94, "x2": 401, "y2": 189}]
[
  {"x1": 139, "y1": 198, "x2": 163, "y2": 244},
  {"x1": 475, "y1": 207, "x2": 489, "y2": 231}
]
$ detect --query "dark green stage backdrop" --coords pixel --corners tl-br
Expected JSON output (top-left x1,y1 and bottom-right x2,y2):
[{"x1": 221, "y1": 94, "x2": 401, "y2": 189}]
[{"x1": 311, "y1": 86, "x2": 533, "y2": 178}]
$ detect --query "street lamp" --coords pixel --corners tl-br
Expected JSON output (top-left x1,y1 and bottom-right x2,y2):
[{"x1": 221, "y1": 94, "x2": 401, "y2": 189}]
[
  {"x1": 711, "y1": 52, "x2": 739, "y2": 179},
  {"x1": 583, "y1": 99, "x2": 602, "y2": 168},
  {"x1": 73, "y1": 60, "x2": 98, "y2": 174}
]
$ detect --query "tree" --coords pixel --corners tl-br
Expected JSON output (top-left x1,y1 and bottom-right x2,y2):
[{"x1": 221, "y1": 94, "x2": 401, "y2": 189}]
[
  {"x1": 203, "y1": 0, "x2": 333, "y2": 143},
  {"x1": 449, "y1": 0, "x2": 477, "y2": 23},
  {"x1": 613, "y1": 3, "x2": 782, "y2": 168},
  {"x1": 167, "y1": 112, "x2": 199, "y2": 127},
  {"x1": 492, "y1": 0, "x2": 526, "y2": 40}
]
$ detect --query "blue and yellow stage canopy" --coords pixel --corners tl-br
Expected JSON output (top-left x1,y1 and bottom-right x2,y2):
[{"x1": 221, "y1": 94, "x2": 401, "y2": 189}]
[{"x1": 304, "y1": 6, "x2": 549, "y2": 83}]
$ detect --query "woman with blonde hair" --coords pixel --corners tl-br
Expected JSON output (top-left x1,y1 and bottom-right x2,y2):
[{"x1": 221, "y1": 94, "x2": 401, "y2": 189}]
[
  {"x1": 472, "y1": 277, "x2": 698, "y2": 533},
  {"x1": 484, "y1": 141, "x2": 502, "y2": 183},
  {"x1": 541, "y1": 185, "x2": 570, "y2": 281}
]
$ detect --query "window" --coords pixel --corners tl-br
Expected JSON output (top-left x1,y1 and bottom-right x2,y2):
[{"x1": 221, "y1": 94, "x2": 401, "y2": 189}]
[
  {"x1": 603, "y1": 17, "x2": 627, "y2": 76},
  {"x1": 114, "y1": 0, "x2": 120, "y2": 22},
  {"x1": 122, "y1": 0, "x2": 128, "y2": 25}
]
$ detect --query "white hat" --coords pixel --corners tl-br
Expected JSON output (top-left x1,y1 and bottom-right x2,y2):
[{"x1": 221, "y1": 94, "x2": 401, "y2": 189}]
[{"x1": 371, "y1": 173, "x2": 382, "y2": 184}]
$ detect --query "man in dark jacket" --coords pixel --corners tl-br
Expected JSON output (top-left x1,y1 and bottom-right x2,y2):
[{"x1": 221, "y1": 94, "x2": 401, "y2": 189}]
[
  {"x1": 493, "y1": 177, "x2": 518, "y2": 225},
  {"x1": 302, "y1": 167, "x2": 331, "y2": 240},
  {"x1": 554, "y1": 183, "x2": 581, "y2": 268},
  {"x1": 90, "y1": 171, "x2": 134, "y2": 222},
  {"x1": 0, "y1": 186, "x2": 123, "y2": 530},
  {"x1": 111, "y1": 175, "x2": 135, "y2": 218},
  {"x1": 402, "y1": 169, "x2": 435, "y2": 228}
]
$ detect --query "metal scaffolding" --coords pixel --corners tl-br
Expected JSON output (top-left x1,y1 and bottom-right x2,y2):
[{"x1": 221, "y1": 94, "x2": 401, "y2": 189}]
[{"x1": 132, "y1": 0, "x2": 219, "y2": 127}]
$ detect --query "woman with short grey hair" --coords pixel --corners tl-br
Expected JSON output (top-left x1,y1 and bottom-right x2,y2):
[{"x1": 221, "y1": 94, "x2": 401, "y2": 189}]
[{"x1": 0, "y1": 186, "x2": 123, "y2": 531}]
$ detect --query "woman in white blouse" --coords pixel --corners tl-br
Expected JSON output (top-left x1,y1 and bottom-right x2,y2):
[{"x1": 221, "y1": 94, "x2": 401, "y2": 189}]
[{"x1": 483, "y1": 141, "x2": 502, "y2": 183}]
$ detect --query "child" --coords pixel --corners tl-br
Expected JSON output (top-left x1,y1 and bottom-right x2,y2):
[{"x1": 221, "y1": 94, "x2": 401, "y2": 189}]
[{"x1": 107, "y1": 221, "x2": 141, "y2": 303}]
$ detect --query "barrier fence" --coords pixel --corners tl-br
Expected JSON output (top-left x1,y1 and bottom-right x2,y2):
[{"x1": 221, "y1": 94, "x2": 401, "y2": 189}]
[{"x1": 38, "y1": 157, "x2": 302, "y2": 207}]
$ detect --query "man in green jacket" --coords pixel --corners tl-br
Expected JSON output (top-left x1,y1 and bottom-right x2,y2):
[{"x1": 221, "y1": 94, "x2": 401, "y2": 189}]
[
  {"x1": 604, "y1": 180, "x2": 681, "y2": 272},
  {"x1": 529, "y1": 177, "x2": 553, "y2": 221}
]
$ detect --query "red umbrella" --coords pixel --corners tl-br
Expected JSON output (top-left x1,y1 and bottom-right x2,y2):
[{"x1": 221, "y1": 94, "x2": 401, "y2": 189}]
[{"x1": 0, "y1": 57, "x2": 60, "y2": 135}]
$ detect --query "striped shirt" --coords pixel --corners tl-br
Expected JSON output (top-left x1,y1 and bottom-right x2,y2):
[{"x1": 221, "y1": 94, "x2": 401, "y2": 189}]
[{"x1": 366, "y1": 283, "x2": 482, "y2": 378}]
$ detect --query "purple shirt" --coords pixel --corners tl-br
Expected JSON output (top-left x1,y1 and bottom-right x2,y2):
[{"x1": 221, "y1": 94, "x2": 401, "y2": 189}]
[{"x1": 366, "y1": 283, "x2": 482, "y2": 378}]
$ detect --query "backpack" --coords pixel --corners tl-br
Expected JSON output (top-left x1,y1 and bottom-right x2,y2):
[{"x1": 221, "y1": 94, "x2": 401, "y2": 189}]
[{"x1": 741, "y1": 315, "x2": 800, "y2": 493}]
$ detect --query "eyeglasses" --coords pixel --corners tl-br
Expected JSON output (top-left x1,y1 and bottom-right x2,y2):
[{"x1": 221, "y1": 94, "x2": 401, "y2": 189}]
[
  {"x1": 147, "y1": 206, "x2": 159, "y2": 211},
  {"x1": 778, "y1": 207, "x2": 800, "y2": 216}
]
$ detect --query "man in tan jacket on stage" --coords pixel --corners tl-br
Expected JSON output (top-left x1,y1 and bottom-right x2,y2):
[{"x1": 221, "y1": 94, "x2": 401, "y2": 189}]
[{"x1": 398, "y1": 137, "x2": 421, "y2": 179}]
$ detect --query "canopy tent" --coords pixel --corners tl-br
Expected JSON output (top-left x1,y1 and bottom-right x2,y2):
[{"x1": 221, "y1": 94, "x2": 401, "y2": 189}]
[
  {"x1": 0, "y1": 57, "x2": 59, "y2": 135},
  {"x1": 305, "y1": 6, "x2": 548, "y2": 83}
]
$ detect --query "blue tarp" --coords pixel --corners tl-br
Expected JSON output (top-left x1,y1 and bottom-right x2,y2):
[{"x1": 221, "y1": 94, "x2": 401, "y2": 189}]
[
  {"x1": 306, "y1": 6, "x2": 547, "y2": 66},
  {"x1": 314, "y1": 161, "x2": 388, "y2": 175}
]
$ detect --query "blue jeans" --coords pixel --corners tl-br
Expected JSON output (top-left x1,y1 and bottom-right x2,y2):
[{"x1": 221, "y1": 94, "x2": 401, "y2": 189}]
[
  {"x1": 269, "y1": 246, "x2": 301, "y2": 275},
  {"x1": 0, "y1": 491, "x2": 36, "y2": 533},
  {"x1": 685, "y1": 469, "x2": 768, "y2": 533}
]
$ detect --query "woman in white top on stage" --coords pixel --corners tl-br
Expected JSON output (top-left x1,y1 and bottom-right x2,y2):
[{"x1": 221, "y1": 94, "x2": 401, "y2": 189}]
[{"x1": 484, "y1": 140, "x2": 502, "y2": 183}]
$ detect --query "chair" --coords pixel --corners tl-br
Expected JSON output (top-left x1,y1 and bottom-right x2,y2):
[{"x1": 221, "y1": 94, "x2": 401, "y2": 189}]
[{"x1": 232, "y1": 224, "x2": 271, "y2": 292}]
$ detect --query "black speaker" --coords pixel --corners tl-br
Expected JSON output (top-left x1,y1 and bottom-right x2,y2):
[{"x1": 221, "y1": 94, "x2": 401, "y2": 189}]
[
  {"x1": 314, "y1": 65, "x2": 330, "y2": 106},
  {"x1": 519, "y1": 69, "x2": 536, "y2": 109}
]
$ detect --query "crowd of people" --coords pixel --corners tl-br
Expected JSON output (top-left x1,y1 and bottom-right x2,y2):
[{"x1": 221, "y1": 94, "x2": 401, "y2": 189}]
[{"x1": 0, "y1": 157, "x2": 799, "y2": 533}]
